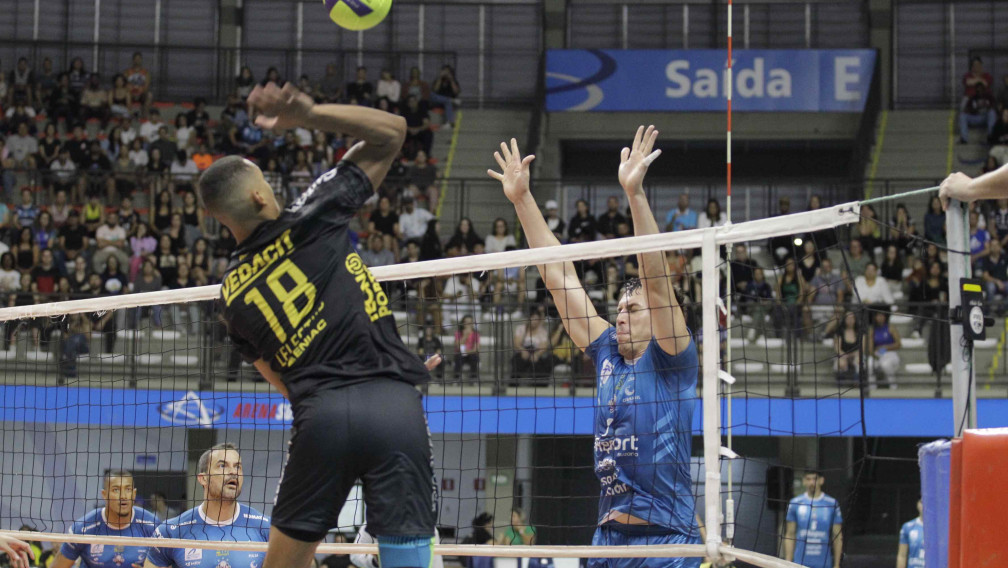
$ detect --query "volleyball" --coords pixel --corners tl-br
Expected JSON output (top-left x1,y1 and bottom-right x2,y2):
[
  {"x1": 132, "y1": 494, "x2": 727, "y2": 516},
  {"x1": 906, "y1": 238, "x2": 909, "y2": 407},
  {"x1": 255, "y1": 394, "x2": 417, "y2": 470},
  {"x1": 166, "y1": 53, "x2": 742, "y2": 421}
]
[{"x1": 324, "y1": 0, "x2": 392, "y2": 31}]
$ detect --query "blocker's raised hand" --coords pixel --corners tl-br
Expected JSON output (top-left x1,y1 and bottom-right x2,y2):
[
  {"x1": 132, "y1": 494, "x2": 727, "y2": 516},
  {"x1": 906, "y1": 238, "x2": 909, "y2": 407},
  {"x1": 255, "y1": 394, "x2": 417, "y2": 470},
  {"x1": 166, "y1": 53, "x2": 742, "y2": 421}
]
[
  {"x1": 487, "y1": 138, "x2": 535, "y2": 204},
  {"x1": 0, "y1": 534, "x2": 34, "y2": 568},
  {"x1": 618, "y1": 125, "x2": 662, "y2": 197},
  {"x1": 247, "y1": 82, "x2": 314, "y2": 131}
]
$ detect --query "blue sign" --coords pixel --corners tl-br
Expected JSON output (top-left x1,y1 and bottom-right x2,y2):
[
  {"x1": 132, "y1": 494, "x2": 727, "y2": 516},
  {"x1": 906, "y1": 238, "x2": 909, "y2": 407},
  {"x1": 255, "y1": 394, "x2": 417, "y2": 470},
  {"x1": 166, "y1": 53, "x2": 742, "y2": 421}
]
[
  {"x1": 1, "y1": 386, "x2": 1005, "y2": 437},
  {"x1": 546, "y1": 49, "x2": 876, "y2": 112}
]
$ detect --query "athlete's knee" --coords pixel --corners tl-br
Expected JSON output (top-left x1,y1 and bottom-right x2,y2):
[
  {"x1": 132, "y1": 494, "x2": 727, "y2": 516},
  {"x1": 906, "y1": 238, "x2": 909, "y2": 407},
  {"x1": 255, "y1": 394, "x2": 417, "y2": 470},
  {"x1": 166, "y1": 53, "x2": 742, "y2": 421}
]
[{"x1": 376, "y1": 535, "x2": 434, "y2": 568}]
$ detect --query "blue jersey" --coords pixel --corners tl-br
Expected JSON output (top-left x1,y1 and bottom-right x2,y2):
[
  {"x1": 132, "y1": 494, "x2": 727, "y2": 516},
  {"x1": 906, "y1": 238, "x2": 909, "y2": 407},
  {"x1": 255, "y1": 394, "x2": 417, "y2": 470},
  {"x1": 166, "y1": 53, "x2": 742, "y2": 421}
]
[
  {"x1": 785, "y1": 493, "x2": 843, "y2": 568},
  {"x1": 60, "y1": 507, "x2": 159, "y2": 568},
  {"x1": 586, "y1": 328, "x2": 699, "y2": 535},
  {"x1": 147, "y1": 504, "x2": 270, "y2": 568},
  {"x1": 899, "y1": 517, "x2": 924, "y2": 568}
]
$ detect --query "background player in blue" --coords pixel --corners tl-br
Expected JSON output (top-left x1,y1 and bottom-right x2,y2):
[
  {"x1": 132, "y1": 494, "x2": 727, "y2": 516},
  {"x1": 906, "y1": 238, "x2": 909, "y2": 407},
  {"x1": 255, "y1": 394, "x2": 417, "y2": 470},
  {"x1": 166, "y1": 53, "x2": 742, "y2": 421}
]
[
  {"x1": 896, "y1": 499, "x2": 924, "y2": 568},
  {"x1": 488, "y1": 127, "x2": 700, "y2": 568},
  {"x1": 143, "y1": 444, "x2": 270, "y2": 568},
  {"x1": 197, "y1": 82, "x2": 438, "y2": 568},
  {"x1": 51, "y1": 470, "x2": 158, "y2": 568},
  {"x1": 784, "y1": 471, "x2": 843, "y2": 568}
]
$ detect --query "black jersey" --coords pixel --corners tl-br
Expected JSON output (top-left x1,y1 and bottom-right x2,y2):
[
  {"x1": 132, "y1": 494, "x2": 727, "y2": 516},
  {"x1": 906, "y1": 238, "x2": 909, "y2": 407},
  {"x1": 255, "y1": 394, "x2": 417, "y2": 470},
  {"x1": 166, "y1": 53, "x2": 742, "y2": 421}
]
[{"x1": 221, "y1": 161, "x2": 429, "y2": 404}]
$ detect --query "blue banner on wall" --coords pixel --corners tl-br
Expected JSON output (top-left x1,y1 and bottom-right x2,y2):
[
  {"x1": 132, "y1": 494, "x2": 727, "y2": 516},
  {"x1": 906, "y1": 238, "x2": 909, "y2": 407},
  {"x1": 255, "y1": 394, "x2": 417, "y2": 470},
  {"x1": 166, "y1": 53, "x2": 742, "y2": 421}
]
[
  {"x1": 1, "y1": 386, "x2": 1004, "y2": 437},
  {"x1": 546, "y1": 49, "x2": 876, "y2": 112}
]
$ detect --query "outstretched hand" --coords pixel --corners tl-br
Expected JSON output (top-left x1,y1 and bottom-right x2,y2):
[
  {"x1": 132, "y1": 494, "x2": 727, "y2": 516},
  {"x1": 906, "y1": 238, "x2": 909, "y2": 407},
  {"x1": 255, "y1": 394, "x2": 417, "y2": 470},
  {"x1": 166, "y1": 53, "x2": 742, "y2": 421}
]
[
  {"x1": 0, "y1": 534, "x2": 34, "y2": 568},
  {"x1": 487, "y1": 138, "x2": 535, "y2": 204},
  {"x1": 618, "y1": 125, "x2": 661, "y2": 197},
  {"x1": 424, "y1": 354, "x2": 442, "y2": 371},
  {"x1": 247, "y1": 82, "x2": 314, "y2": 131},
  {"x1": 939, "y1": 171, "x2": 973, "y2": 211}
]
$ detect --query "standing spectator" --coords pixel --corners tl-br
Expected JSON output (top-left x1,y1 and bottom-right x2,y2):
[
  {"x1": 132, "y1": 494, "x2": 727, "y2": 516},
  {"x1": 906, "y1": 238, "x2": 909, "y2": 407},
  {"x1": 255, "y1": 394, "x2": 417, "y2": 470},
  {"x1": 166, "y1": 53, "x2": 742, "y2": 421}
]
[
  {"x1": 318, "y1": 63, "x2": 342, "y2": 102},
  {"x1": 969, "y1": 209, "x2": 991, "y2": 261},
  {"x1": 896, "y1": 499, "x2": 925, "y2": 568},
  {"x1": 595, "y1": 196, "x2": 626, "y2": 239},
  {"x1": 150, "y1": 123, "x2": 179, "y2": 159},
  {"x1": 166, "y1": 261, "x2": 199, "y2": 333},
  {"x1": 376, "y1": 69, "x2": 402, "y2": 108},
  {"x1": 92, "y1": 213, "x2": 130, "y2": 273},
  {"x1": 57, "y1": 210, "x2": 87, "y2": 262},
  {"x1": 124, "y1": 52, "x2": 153, "y2": 116},
  {"x1": 697, "y1": 197, "x2": 726, "y2": 228},
  {"x1": 7, "y1": 122, "x2": 38, "y2": 173},
  {"x1": 406, "y1": 150, "x2": 438, "y2": 206},
  {"x1": 0, "y1": 140, "x2": 16, "y2": 207},
  {"x1": 0, "y1": 253, "x2": 19, "y2": 293},
  {"x1": 150, "y1": 189, "x2": 173, "y2": 233},
  {"x1": 991, "y1": 198, "x2": 1008, "y2": 247},
  {"x1": 543, "y1": 200, "x2": 565, "y2": 240},
  {"x1": 235, "y1": 66, "x2": 255, "y2": 100},
  {"x1": 855, "y1": 262, "x2": 894, "y2": 306},
  {"x1": 665, "y1": 193, "x2": 697, "y2": 232},
  {"x1": 7, "y1": 57, "x2": 35, "y2": 107},
  {"x1": 401, "y1": 95, "x2": 432, "y2": 158},
  {"x1": 404, "y1": 67, "x2": 431, "y2": 103},
  {"x1": 79, "y1": 74, "x2": 108, "y2": 125},
  {"x1": 485, "y1": 218, "x2": 517, "y2": 254},
  {"x1": 567, "y1": 198, "x2": 597, "y2": 242},
  {"x1": 960, "y1": 82, "x2": 997, "y2": 144},
  {"x1": 798, "y1": 239, "x2": 820, "y2": 283},
  {"x1": 35, "y1": 57, "x2": 57, "y2": 109},
  {"x1": 345, "y1": 66, "x2": 374, "y2": 105},
  {"x1": 430, "y1": 65, "x2": 461, "y2": 127},
  {"x1": 180, "y1": 191, "x2": 205, "y2": 243},
  {"x1": 399, "y1": 196, "x2": 434, "y2": 241},
  {"x1": 108, "y1": 74, "x2": 132, "y2": 119},
  {"x1": 980, "y1": 238, "x2": 1008, "y2": 310},
  {"x1": 776, "y1": 257, "x2": 810, "y2": 337}
]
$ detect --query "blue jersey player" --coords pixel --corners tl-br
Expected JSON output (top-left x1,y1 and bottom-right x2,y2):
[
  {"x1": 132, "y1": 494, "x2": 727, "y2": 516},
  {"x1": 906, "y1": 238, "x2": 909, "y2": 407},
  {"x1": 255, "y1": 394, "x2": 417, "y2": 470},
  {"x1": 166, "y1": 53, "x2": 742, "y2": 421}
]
[
  {"x1": 784, "y1": 471, "x2": 843, "y2": 568},
  {"x1": 143, "y1": 444, "x2": 270, "y2": 568},
  {"x1": 896, "y1": 499, "x2": 924, "y2": 568},
  {"x1": 51, "y1": 470, "x2": 158, "y2": 568},
  {"x1": 489, "y1": 126, "x2": 700, "y2": 568}
]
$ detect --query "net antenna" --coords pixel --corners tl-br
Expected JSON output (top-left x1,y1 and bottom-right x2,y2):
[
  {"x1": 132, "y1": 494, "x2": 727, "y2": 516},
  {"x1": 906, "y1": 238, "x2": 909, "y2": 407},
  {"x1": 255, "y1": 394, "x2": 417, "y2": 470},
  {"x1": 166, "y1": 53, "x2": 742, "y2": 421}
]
[{"x1": 722, "y1": 0, "x2": 737, "y2": 558}]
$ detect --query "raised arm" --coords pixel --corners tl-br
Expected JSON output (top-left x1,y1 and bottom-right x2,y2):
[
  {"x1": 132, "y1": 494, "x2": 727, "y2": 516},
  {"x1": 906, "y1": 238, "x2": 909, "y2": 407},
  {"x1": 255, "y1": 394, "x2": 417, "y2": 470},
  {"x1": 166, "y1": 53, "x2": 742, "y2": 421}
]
[
  {"x1": 247, "y1": 82, "x2": 406, "y2": 191},
  {"x1": 940, "y1": 166, "x2": 1008, "y2": 209},
  {"x1": 618, "y1": 125, "x2": 691, "y2": 355},
  {"x1": 487, "y1": 139, "x2": 609, "y2": 350}
]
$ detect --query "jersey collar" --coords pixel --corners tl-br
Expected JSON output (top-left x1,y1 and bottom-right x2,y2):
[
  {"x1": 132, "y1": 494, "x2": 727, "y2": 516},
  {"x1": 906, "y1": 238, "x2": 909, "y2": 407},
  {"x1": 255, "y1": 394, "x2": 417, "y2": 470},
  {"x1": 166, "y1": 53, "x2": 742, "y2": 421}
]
[
  {"x1": 101, "y1": 507, "x2": 134, "y2": 529},
  {"x1": 197, "y1": 503, "x2": 241, "y2": 526}
]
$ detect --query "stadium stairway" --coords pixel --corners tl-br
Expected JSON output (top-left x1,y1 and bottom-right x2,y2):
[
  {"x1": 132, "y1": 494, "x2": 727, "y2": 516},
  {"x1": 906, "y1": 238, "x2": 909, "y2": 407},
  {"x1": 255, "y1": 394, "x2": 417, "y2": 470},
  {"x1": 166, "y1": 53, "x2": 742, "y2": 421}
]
[{"x1": 863, "y1": 109, "x2": 953, "y2": 212}]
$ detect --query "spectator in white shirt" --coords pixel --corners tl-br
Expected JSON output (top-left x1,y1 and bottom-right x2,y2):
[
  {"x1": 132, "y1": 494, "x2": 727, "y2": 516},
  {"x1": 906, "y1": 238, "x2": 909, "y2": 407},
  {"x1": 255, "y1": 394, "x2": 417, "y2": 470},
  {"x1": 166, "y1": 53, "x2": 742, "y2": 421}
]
[
  {"x1": 376, "y1": 69, "x2": 402, "y2": 107},
  {"x1": 92, "y1": 213, "x2": 130, "y2": 273},
  {"x1": 398, "y1": 196, "x2": 434, "y2": 241},
  {"x1": 6, "y1": 123, "x2": 38, "y2": 169},
  {"x1": 139, "y1": 109, "x2": 165, "y2": 142},
  {"x1": 855, "y1": 262, "x2": 895, "y2": 306},
  {"x1": 697, "y1": 197, "x2": 726, "y2": 228},
  {"x1": 169, "y1": 149, "x2": 199, "y2": 193},
  {"x1": 485, "y1": 217, "x2": 517, "y2": 254}
]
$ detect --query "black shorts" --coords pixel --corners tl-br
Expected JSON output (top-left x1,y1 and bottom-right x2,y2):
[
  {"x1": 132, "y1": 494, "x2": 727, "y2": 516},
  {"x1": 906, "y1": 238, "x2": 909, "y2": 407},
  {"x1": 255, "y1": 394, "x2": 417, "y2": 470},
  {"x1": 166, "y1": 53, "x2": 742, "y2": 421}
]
[{"x1": 271, "y1": 378, "x2": 438, "y2": 542}]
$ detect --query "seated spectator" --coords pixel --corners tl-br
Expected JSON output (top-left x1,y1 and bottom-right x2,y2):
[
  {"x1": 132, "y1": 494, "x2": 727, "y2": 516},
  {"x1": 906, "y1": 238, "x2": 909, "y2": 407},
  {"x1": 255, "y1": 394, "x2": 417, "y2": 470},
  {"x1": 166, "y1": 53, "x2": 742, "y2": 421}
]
[
  {"x1": 846, "y1": 238, "x2": 870, "y2": 279},
  {"x1": 7, "y1": 57, "x2": 35, "y2": 107},
  {"x1": 186, "y1": 97, "x2": 213, "y2": 146},
  {"x1": 447, "y1": 217, "x2": 482, "y2": 254},
  {"x1": 980, "y1": 238, "x2": 1008, "y2": 310},
  {"x1": 493, "y1": 255, "x2": 525, "y2": 310},
  {"x1": 923, "y1": 195, "x2": 945, "y2": 245},
  {"x1": 63, "y1": 125, "x2": 89, "y2": 164},
  {"x1": 442, "y1": 272, "x2": 478, "y2": 332},
  {"x1": 30, "y1": 249, "x2": 60, "y2": 296},
  {"x1": 92, "y1": 213, "x2": 130, "y2": 274},
  {"x1": 888, "y1": 203, "x2": 918, "y2": 252},
  {"x1": 868, "y1": 308, "x2": 901, "y2": 389},
  {"x1": 192, "y1": 142, "x2": 213, "y2": 172},
  {"x1": 112, "y1": 151, "x2": 138, "y2": 201},
  {"x1": 50, "y1": 150, "x2": 79, "y2": 204},
  {"x1": 175, "y1": 114, "x2": 195, "y2": 150},
  {"x1": 150, "y1": 126, "x2": 178, "y2": 163},
  {"x1": 118, "y1": 194, "x2": 141, "y2": 233},
  {"x1": 406, "y1": 150, "x2": 438, "y2": 207},
  {"x1": 360, "y1": 233, "x2": 395, "y2": 268},
  {"x1": 180, "y1": 191, "x2": 205, "y2": 243},
  {"x1": 419, "y1": 219, "x2": 442, "y2": 261},
  {"x1": 37, "y1": 123, "x2": 60, "y2": 170},
  {"x1": 543, "y1": 200, "x2": 565, "y2": 241},
  {"x1": 67, "y1": 57, "x2": 88, "y2": 98},
  {"x1": 346, "y1": 66, "x2": 374, "y2": 106},
  {"x1": 485, "y1": 218, "x2": 517, "y2": 254},
  {"x1": 35, "y1": 57, "x2": 57, "y2": 109},
  {"x1": 497, "y1": 508, "x2": 536, "y2": 546},
  {"x1": 124, "y1": 52, "x2": 153, "y2": 117},
  {"x1": 169, "y1": 149, "x2": 198, "y2": 194},
  {"x1": 567, "y1": 199, "x2": 597, "y2": 243},
  {"x1": 79, "y1": 74, "x2": 108, "y2": 125},
  {"x1": 260, "y1": 66, "x2": 282, "y2": 87},
  {"x1": 730, "y1": 243, "x2": 757, "y2": 296},
  {"x1": 47, "y1": 73, "x2": 77, "y2": 126},
  {"x1": 154, "y1": 234, "x2": 179, "y2": 283},
  {"x1": 796, "y1": 239, "x2": 820, "y2": 283},
  {"x1": 809, "y1": 257, "x2": 846, "y2": 306},
  {"x1": 166, "y1": 261, "x2": 199, "y2": 333},
  {"x1": 5, "y1": 101, "x2": 37, "y2": 135},
  {"x1": 665, "y1": 193, "x2": 698, "y2": 232},
  {"x1": 7, "y1": 122, "x2": 38, "y2": 171},
  {"x1": 969, "y1": 210, "x2": 991, "y2": 261},
  {"x1": 775, "y1": 257, "x2": 810, "y2": 336},
  {"x1": 429, "y1": 65, "x2": 461, "y2": 127},
  {"x1": 989, "y1": 108, "x2": 1008, "y2": 166},
  {"x1": 697, "y1": 197, "x2": 726, "y2": 228},
  {"x1": 188, "y1": 237, "x2": 211, "y2": 276},
  {"x1": 855, "y1": 262, "x2": 894, "y2": 306},
  {"x1": 33, "y1": 211, "x2": 57, "y2": 253},
  {"x1": 960, "y1": 82, "x2": 997, "y2": 144},
  {"x1": 963, "y1": 56, "x2": 993, "y2": 101},
  {"x1": 376, "y1": 69, "x2": 402, "y2": 108},
  {"x1": 12, "y1": 227, "x2": 38, "y2": 272},
  {"x1": 147, "y1": 147, "x2": 169, "y2": 192},
  {"x1": 58, "y1": 210, "x2": 88, "y2": 262},
  {"x1": 0, "y1": 253, "x2": 20, "y2": 293},
  {"x1": 833, "y1": 311, "x2": 861, "y2": 384},
  {"x1": 14, "y1": 189, "x2": 38, "y2": 229},
  {"x1": 401, "y1": 95, "x2": 432, "y2": 158},
  {"x1": 164, "y1": 213, "x2": 188, "y2": 255},
  {"x1": 131, "y1": 259, "x2": 164, "y2": 327},
  {"x1": 235, "y1": 66, "x2": 255, "y2": 100},
  {"x1": 67, "y1": 255, "x2": 91, "y2": 293},
  {"x1": 855, "y1": 204, "x2": 883, "y2": 255},
  {"x1": 596, "y1": 196, "x2": 626, "y2": 239},
  {"x1": 399, "y1": 196, "x2": 434, "y2": 241},
  {"x1": 82, "y1": 194, "x2": 104, "y2": 236},
  {"x1": 416, "y1": 325, "x2": 444, "y2": 380},
  {"x1": 511, "y1": 306, "x2": 553, "y2": 381},
  {"x1": 318, "y1": 64, "x2": 341, "y2": 102},
  {"x1": 79, "y1": 141, "x2": 114, "y2": 201},
  {"x1": 879, "y1": 245, "x2": 904, "y2": 283},
  {"x1": 108, "y1": 74, "x2": 132, "y2": 119},
  {"x1": 140, "y1": 109, "x2": 167, "y2": 143},
  {"x1": 128, "y1": 221, "x2": 157, "y2": 280}
]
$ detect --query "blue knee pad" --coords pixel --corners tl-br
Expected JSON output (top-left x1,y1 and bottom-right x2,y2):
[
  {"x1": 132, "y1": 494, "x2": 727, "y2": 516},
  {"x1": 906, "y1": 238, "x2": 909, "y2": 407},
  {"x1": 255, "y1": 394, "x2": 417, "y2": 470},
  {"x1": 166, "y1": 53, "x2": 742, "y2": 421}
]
[{"x1": 376, "y1": 535, "x2": 434, "y2": 568}]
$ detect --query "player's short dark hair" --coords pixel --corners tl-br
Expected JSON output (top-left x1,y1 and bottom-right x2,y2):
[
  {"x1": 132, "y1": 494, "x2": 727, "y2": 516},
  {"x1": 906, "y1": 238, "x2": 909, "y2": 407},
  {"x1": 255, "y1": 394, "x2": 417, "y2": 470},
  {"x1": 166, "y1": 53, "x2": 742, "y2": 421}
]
[
  {"x1": 197, "y1": 155, "x2": 254, "y2": 215},
  {"x1": 104, "y1": 469, "x2": 133, "y2": 488},
  {"x1": 198, "y1": 442, "x2": 239, "y2": 475},
  {"x1": 804, "y1": 469, "x2": 823, "y2": 478},
  {"x1": 622, "y1": 277, "x2": 642, "y2": 297}
]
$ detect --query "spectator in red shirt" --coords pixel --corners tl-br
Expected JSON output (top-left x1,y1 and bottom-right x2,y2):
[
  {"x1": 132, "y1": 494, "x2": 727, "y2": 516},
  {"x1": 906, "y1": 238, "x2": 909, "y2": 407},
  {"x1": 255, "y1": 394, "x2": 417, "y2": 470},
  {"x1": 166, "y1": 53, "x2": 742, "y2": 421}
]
[
  {"x1": 963, "y1": 56, "x2": 993, "y2": 100},
  {"x1": 30, "y1": 248, "x2": 60, "y2": 295},
  {"x1": 960, "y1": 82, "x2": 997, "y2": 144}
]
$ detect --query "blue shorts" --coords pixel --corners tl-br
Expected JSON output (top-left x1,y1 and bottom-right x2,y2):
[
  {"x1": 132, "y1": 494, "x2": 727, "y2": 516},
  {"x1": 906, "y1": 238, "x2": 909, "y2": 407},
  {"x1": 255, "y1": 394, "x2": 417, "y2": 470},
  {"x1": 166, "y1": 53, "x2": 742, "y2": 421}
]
[{"x1": 588, "y1": 525, "x2": 701, "y2": 568}]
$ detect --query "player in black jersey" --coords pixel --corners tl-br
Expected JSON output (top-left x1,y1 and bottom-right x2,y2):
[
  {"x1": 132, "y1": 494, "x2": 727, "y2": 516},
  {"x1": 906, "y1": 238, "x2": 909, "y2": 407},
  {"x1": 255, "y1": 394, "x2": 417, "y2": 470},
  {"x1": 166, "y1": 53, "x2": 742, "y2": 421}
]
[{"x1": 198, "y1": 82, "x2": 438, "y2": 568}]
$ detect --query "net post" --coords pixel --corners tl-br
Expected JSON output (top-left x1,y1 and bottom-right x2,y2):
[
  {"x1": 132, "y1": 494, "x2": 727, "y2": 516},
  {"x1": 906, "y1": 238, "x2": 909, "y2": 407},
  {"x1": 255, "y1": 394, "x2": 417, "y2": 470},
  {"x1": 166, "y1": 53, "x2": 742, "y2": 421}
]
[
  {"x1": 701, "y1": 229, "x2": 723, "y2": 560},
  {"x1": 946, "y1": 200, "x2": 977, "y2": 434}
]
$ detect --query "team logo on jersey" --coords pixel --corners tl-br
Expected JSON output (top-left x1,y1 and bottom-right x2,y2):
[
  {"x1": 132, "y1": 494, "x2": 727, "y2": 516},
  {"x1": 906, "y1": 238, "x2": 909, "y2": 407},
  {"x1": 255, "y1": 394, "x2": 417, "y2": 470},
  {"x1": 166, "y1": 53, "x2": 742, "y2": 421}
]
[
  {"x1": 798, "y1": 505, "x2": 809, "y2": 516},
  {"x1": 158, "y1": 391, "x2": 224, "y2": 427},
  {"x1": 184, "y1": 549, "x2": 202, "y2": 562},
  {"x1": 600, "y1": 360, "x2": 613, "y2": 385},
  {"x1": 216, "y1": 559, "x2": 232, "y2": 568},
  {"x1": 91, "y1": 544, "x2": 105, "y2": 555},
  {"x1": 624, "y1": 381, "x2": 635, "y2": 396},
  {"x1": 112, "y1": 552, "x2": 125, "y2": 566}
]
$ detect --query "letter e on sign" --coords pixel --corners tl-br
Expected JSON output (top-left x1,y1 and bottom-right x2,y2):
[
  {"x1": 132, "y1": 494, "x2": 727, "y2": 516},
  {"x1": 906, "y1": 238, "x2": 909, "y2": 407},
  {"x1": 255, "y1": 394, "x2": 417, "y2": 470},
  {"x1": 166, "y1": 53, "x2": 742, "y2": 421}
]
[{"x1": 834, "y1": 56, "x2": 861, "y2": 102}]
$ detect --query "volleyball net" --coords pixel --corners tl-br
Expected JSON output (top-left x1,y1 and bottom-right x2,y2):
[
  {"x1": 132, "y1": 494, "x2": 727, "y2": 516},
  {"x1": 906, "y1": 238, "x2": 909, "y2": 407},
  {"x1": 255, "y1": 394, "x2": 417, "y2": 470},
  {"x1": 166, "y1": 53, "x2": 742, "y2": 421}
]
[{"x1": 0, "y1": 200, "x2": 927, "y2": 567}]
